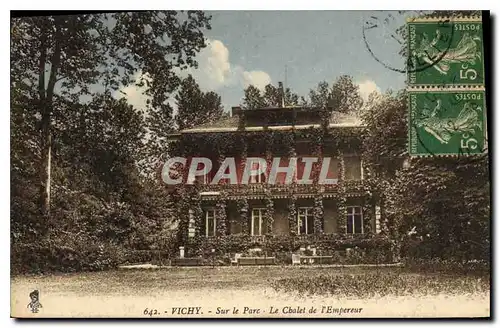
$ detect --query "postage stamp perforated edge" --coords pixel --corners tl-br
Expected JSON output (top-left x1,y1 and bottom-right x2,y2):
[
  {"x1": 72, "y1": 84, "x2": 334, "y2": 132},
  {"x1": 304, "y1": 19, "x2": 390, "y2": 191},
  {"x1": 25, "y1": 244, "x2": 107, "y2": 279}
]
[
  {"x1": 406, "y1": 16, "x2": 482, "y2": 23},
  {"x1": 407, "y1": 86, "x2": 485, "y2": 91}
]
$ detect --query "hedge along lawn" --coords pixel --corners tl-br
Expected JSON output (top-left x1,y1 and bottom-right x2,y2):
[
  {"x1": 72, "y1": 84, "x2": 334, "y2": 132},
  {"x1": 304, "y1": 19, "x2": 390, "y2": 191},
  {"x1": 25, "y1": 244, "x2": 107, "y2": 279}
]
[
  {"x1": 11, "y1": 265, "x2": 489, "y2": 298},
  {"x1": 271, "y1": 271, "x2": 490, "y2": 299}
]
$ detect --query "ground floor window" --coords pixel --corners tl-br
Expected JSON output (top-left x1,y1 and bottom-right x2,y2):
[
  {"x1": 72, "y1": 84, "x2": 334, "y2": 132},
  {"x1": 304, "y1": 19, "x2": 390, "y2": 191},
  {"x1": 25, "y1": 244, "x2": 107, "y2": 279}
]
[
  {"x1": 205, "y1": 209, "x2": 216, "y2": 237},
  {"x1": 346, "y1": 206, "x2": 363, "y2": 234},
  {"x1": 251, "y1": 208, "x2": 269, "y2": 235},
  {"x1": 297, "y1": 207, "x2": 315, "y2": 235}
]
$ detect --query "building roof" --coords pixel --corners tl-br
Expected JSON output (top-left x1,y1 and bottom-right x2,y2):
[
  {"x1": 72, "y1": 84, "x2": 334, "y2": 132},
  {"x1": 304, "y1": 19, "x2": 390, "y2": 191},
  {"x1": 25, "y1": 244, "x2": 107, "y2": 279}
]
[
  {"x1": 329, "y1": 111, "x2": 364, "y2": 127},
  {"x1": 184, "y1": 115, "x2": 240, "y2": 131},
  {"x1": 178, "y1": 108, "x2": 364, "y2": 134}
]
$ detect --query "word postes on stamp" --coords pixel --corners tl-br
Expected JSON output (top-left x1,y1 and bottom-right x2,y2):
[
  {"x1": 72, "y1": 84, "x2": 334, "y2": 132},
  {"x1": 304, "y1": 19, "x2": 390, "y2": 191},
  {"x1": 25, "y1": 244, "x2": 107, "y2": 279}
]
[
  {"x1": 408, "y1": 90, "x2": 486, "y2": 156},
  {"x1": 407, "y1": 18, "x2": 484, "y2": 87}
]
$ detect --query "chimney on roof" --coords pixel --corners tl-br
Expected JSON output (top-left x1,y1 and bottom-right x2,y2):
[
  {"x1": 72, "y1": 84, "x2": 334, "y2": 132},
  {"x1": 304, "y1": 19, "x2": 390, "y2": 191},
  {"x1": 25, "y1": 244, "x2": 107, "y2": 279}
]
[
  {"x1": 231, "y1": 106, "x2": 241, "y2": 117},
  {"x1": 278, "y1": 82, "x2": 285, "y2": 108}
]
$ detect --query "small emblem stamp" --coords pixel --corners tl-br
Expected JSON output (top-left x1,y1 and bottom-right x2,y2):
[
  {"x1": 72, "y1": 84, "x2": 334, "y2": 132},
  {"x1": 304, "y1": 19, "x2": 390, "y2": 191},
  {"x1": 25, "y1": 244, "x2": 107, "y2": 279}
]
[
  {"x1": 408, "y1": 90, "x2": 487, "y2": 156},
  {"x1": 407, "y1": 18, "x2": 484, "y2": 86},
  {"x1": 27, "y1": 290, "x2": 42, "y2": 314}
]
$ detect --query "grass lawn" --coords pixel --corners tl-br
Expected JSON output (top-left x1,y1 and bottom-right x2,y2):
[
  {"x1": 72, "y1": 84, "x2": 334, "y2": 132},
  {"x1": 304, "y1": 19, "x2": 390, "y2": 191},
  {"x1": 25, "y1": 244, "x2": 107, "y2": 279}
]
[{"x1": 11, "y1": 266, "x2": 490, "y2": 318}]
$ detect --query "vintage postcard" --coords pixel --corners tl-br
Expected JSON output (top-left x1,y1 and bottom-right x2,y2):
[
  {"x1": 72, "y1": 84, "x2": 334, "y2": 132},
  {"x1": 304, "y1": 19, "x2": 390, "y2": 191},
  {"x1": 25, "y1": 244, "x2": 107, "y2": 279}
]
[{"x1": 10, "y1": 10, "x2": 490, "y2": 319}]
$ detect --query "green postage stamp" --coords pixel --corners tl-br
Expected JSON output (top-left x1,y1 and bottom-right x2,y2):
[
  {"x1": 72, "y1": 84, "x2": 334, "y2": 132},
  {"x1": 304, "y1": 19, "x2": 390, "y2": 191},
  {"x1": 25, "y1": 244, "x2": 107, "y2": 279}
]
[
  {"x1": 407, "y1": 18, "x2": 484, "y2": 86},
  {"x1": 408, "y1": 90, "x2": 487, "y2": 156}
]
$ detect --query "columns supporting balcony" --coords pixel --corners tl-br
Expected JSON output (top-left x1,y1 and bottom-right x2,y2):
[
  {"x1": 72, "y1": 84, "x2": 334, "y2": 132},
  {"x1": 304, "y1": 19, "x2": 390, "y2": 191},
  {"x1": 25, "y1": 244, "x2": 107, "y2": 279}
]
[
  {"x1": 215, "y1": 198, "x2": 228, "y2": 236},
  {"x1": 236, "y1": 198, "x2": 249, "y2": 236},
  {"x1": 313, "y1": 195, "x2": 324, "y2": 235}
]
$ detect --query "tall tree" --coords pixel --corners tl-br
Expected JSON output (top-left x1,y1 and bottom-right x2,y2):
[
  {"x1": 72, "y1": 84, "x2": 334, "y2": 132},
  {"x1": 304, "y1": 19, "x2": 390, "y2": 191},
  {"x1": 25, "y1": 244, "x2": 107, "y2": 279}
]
[
  {"x1": 175, "y1": 75, "x2": 224, "y2": 130},
  {"x1": 242, "y1": 83, "x2": 300, "y2": 109},
  {"x1": 262, "y1": 83, "x2": 299, "y2": 107},
  {"x1": 54, "y1": 94, "x2": 147, "y2": 198},
  {"x1": 11, "y1": 11, "x2": 212, "y2": 218},
  {"x1": 387, "y1": 156, "x2": 490, "y2": 262},
  {"x1": 242, "y1": 85, "x2": 266, "y2": 110},
  {"x1": 12, "y1": 15, "x2": 105, "y2": 219},
  {"x1": 361, "y1": 90, "x2": 407, "y2": 178},
  {"x1": 306, "y1": 75, "x2": 363, "y2": 114}
]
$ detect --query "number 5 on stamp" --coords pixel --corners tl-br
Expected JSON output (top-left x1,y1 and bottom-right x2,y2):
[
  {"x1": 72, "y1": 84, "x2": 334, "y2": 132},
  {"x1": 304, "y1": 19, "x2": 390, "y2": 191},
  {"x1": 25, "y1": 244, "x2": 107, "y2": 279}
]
[{"x1": 408, "y1": 90, "x2": 487, "y2": 156}]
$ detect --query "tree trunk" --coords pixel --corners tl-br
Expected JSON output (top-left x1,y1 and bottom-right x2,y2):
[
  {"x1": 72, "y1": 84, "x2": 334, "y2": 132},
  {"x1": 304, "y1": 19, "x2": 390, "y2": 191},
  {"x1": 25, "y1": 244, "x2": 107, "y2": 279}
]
[
  {"x1": 37, "y1": 24, "x2": 50, "y2": 218},
  {"x1": 39, "y1": 113, "x2": 52, "y2": 217},
  {"x1": 38, "y1": 19, "x2": 62, "y2": 218}
]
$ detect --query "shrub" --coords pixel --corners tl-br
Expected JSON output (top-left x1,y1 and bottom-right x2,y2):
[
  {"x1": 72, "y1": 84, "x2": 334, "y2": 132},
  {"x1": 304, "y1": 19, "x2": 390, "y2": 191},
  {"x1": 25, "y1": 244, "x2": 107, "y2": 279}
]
[
  {"x1": 11, "y1": 237, "x2": 125, "y2": 274},
  {"x1": 402, "y1": 257, "x2": 490, "y2": 275}
]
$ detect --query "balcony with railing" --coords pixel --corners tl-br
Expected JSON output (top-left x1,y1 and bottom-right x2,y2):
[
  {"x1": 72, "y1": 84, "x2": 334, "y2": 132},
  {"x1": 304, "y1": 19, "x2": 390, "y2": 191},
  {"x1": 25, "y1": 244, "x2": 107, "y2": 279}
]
[
  {"x1": 200, "y1": 232, "x2": 381, "y2": 247},
  {"x1": 194, "y1": 180, "x2": 368, "y2": 199}
]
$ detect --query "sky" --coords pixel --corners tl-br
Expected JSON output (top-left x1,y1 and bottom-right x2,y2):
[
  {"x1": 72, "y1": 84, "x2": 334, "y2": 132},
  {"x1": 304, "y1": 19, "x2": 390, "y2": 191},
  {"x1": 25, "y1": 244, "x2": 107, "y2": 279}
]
[{"x1": 120, "y1": 11, "x2": 412, "y2": 112}]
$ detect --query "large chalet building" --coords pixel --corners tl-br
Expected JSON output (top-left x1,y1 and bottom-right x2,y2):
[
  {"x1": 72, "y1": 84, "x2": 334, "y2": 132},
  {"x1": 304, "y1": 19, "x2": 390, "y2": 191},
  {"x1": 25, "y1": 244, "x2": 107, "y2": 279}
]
[{"x1": 166, "y1": 96, "x2": 391, "y2": 264}]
